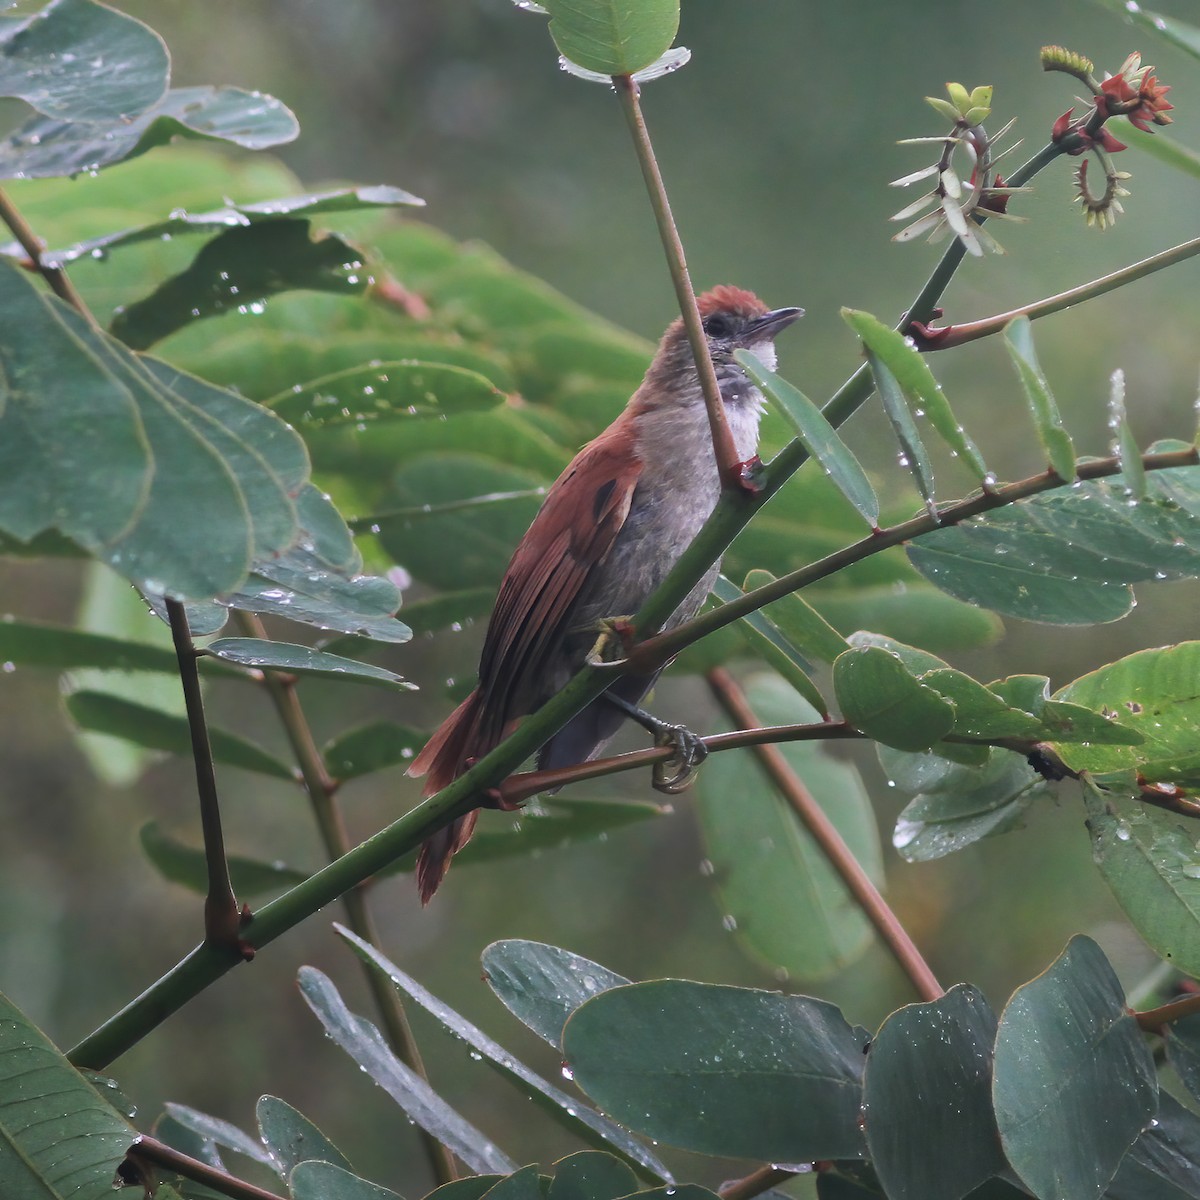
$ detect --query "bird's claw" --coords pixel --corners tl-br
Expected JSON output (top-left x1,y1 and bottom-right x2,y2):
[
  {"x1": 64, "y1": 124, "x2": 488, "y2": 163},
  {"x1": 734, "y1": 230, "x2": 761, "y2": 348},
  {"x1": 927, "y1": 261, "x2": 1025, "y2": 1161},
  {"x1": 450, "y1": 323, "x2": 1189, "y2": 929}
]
[
  {"x1": 585, "y1": 616, "x2": 636, "y2": 668},
  {"x1": 652, "y1": 724, "x2": 708, "y2": 794}
]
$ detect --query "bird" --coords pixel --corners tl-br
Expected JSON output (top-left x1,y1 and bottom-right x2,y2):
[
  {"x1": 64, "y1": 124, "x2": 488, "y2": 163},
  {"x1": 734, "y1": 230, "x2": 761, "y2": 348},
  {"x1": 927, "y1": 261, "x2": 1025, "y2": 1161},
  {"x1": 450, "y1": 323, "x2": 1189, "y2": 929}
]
[{"x1": 407, "y1": 285, "x2": 803, "y2": 901}]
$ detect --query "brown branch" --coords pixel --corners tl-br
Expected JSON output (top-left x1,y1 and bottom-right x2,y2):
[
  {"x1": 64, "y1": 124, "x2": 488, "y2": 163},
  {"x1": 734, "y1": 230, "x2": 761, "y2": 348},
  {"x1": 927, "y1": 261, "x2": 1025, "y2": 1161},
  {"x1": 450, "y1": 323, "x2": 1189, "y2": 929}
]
[
  {"x1": 628, "y1": 445, "x2": 1200, "y2": 675},
  {"x1": 706, "y1": 667, "x2": 944, "y2": 1003},
  {"x1": 613, "y1": 74, "x2": 744, "y2": 489},
  {"x1": 0, "y1": 185, "x2": 92, "y2": 315},
  {"x1": 1135, "y1": 990, "x2": 1200, "y2": 1034},
  {"x1": 908, "y1": 234, "x2": 1200, "y2": 351},
  {"x1": 125, "y1": 1135, "x2": 286, "y2": 1200}
]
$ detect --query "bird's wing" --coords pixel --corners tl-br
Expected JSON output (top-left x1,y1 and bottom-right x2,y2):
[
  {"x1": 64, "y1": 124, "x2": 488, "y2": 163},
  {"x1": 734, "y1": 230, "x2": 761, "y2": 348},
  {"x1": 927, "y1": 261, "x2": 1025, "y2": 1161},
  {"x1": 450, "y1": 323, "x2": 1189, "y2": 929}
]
[{"x1": 476, "y1": 425, "x2": 641, "y2": 734}]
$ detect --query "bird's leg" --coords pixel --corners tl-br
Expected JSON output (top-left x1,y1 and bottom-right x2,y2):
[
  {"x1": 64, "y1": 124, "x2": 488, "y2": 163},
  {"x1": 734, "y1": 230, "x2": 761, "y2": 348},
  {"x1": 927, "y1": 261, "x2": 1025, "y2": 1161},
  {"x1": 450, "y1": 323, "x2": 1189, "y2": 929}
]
[{"x1": 602, "y1": 690, "x2": 708, "y2": 794}]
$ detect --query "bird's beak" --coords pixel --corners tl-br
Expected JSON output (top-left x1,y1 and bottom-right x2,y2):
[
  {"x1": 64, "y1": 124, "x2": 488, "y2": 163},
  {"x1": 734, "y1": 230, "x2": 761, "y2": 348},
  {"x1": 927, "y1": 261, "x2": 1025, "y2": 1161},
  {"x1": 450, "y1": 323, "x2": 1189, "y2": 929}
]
[{"x1": 745, "y1": 306, "x2": 804, "y2": 343}]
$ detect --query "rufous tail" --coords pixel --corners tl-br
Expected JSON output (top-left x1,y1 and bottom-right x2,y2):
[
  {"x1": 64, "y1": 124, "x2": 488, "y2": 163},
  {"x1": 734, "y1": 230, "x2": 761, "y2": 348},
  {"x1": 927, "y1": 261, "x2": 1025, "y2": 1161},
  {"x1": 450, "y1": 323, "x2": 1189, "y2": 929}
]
[{"x1": 407, "y1": 689, "x2": 487, "y2": 903}]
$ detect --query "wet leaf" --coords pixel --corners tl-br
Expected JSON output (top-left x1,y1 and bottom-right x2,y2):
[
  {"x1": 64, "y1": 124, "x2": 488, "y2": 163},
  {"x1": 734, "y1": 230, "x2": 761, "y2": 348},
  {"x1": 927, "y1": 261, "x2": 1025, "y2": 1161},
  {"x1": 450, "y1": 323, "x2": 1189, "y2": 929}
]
[
  {"x1": 1003, "y1": 316, "x2": 1076, "y2": 481},
  {"x1": 546, "y1": 0, "x2": 680, "y2": 76},
  {"x1": 139, "y1": 822, "x2": 309, "y2": 898},
  {"x1": 0, "y1": 0, "x2": 168, "y2": 123},
  {"x1": 290, "y1": 1161, "x2": 401, "y2": 1200},
  {"x1": 481, "y1": 941, "x2": 629, "y2": 1047},
  {"x1": 255, "y1": 1095, "x2": 350, "y2": 1176},
  {"x1": 205, "y1": 637, "x2": 413, "y2": 688},
  {"x1": 992, "y1": 936, "x2": 1156, "y2": 1200},
  {"x1": 736, "y1": 351, "x2": 879, "y2": 528},
  {"x1": 298, "y1": 966, "x2": 517, "y2": 1176},
  {"x1": 563, "y1": 980, "x2": 868, "y2": 1160},
  {"x1": 833, "y1": 644, "x2": 956, "y2": 751},
  {"x1": 0, "y1": 85, "x2": 298, "y2": 180},
  {"x1": 866, "y1": 349, "x2": 937, "y2": 517}
]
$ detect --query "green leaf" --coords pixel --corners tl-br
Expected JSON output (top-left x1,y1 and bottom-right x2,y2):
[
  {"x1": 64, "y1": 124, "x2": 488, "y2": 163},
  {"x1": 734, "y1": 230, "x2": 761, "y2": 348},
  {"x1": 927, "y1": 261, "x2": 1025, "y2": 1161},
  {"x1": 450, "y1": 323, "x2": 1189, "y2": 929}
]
[
  {"x1": 1166, "y1": 1014, "x2": 1200, "y2": 1105},
  {"x1": 548, "y1": 1152, "x2": 639, "y2": 1200},
  {"x1": 142, "y1": 357, "x2": 309, "y2": 497},
  {"x1": 1053, "y1": 643, "x2": 1200, "y2": 783},
  {"x1": 255, "y1": 1095, "x2": 350, "y2": 1176},
  {"x1": 162, "y1": 1103, "x2": 274, "y2": 1168},
  {"x1": 139, "y1": 821, "x2": 310, "y2": 898},
  {"x1": 863, "y1": 986, "x2": 1005, "y2": 1200},
  {"x1": 111, "y1": 220, "x2": 370, "y2": 350},
  {"x1": 736, "y1": 351, "x2": 879, "y2": 528},
  {"x1": 885, "y1": 748, "x2": 1048, "y2": 862},
  {"x1": 205, "y1": 638, "x2": 414, "y2": 689},
  {"x1": 266, "y1": 361, "x2": 504, "y2": 429},
  {"x1": 0, "y1": 619, "x2": 179, "y2": 672},
  {"x1": 833, "y1": 644, "x2": 956, "y2": 751},
  {"x1": 545, "y1": 0, "x2": 680, "y2": 76},
  {"x1": 40, "y1": 186, "x2": 423, "y2": 266},
  {"x1": 382, "y1": 798, "x2": 662, "y2": 875},
  {"x1": 710, "y1": 576, "x2": 828, "y2": 716},
  {"x1": 481, "y1": 941, "x2": 629, "y2": 1047},
  {"x1": 844, "y1": 309, "x2": 989, "y2": 484},
  {"x1": 992, "y1": 936, "x2": 1157, "y2": 1200},
  {"x1": 290, "y1": 1161, "x2": 402, "y2": 1200},
  {"x1": 377, "y1": 456, "x2": 545, "y2": 591},
  {"x1": 1108, "y1": 1090, "x2": 1200, "y2": 1200},
  {"x1": 697, "y1": 674, "x2": 883, "y2": 979},
  {"x1": 297, "y1": 966, "x2": 517, "y2": 1176},
  {"x1": 0, "y1": 258, "x2": 150, "y2": 554},
  {"x1": 1084, "y1": 786, "x2": 1200, "y2": 978},
  {"x1": 0, "y1": 989, "x2": 135, "y2": 1199},
  {"x1": 336, "y1": 928, "x2": 671, "y2": 1184},
  {"x1": 1109, "y1": 369, "x2": 1147, "y2": 499},
  {"x1": 1088, "y1": 0, "x2": 1200, "y2": 61},
  {"x1": 223, "y1": 546, "x2": 411, "y2": 645},
  {"x1": 322, "y1": 721, "x2": 425, "y2": 780},
  {"x1": 563, "y1": 981, "x2": 868, "y2": 1160},
  {"x1": 743, "y1": 570, "x2": 850, "y2": 665},
  {"x1": 1003, "y1": 317, "x2": 1076, "y2": 482},
  {"x1": 866, "y1": 349, "x2": 937, "y2": 516},
  {"x1": 65, "y1": 690, "x2": 294, "y2": 778},
  {"x1": 481, "y1": 1166, "x2": 543, "y2": 1200},
  {"x1": 424, "y1": 1179, "x2": 505, "y2": 1200},
  {"x1": 0, "y1": 0, "x2": 168, "y2": 123},
  {"x1": 0, "y1": 85, "x2": 298, "y2": 180},
  {"x1": 815, "y1": 584, "x2": 1002, "y2": 655}
]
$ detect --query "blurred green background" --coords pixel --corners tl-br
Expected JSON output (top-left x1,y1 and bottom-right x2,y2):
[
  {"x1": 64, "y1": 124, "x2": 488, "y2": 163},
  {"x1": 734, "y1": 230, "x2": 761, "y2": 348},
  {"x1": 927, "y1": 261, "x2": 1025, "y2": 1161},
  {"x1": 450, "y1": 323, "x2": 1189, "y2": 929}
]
[{"x1": 2, "y1": 1, "x2": 1199, "y2": 1194}]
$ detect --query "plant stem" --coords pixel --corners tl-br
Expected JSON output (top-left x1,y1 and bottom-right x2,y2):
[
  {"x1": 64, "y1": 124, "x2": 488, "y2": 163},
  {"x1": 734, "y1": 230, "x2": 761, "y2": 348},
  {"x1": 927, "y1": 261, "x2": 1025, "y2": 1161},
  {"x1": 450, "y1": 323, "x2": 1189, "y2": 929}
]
[
  {"x1": 707, "y1": 667, "x2": 943, "y2": 1002},
  {"x1": 127, "y1": 1135, "x2": 286, "y2": 1200},
  {"x1": 233, "y1": 612, "x2": 457, "y2": 1186},
  {"x1": 613, "y1": 74, "x2": 744, "y2": 486},
  {"x1": 629, "y1": 444, "x2": 1200, "y2": 673},
  {"x1": 68, "y1": 446, "x2": 1200, "y2": 1069},
  {"x1": 0, "y1": 185, "x2": 92, "y2": 315},
  {"x1": 628, "y1": 138, "x2": 1067, "y2": 644},
  {"x1": 166, "y1": 598, "x2": 244, "y2": 955},
  {"x1": 1135, "y1": 991, "x2": 1200, "y2": 1034},
  {"x1": 717, "y1": 1165, "x2": 797, "y2": 1200},
  {"x1": 912, "y1": 233, "x2": 1200, "y2": 350}
]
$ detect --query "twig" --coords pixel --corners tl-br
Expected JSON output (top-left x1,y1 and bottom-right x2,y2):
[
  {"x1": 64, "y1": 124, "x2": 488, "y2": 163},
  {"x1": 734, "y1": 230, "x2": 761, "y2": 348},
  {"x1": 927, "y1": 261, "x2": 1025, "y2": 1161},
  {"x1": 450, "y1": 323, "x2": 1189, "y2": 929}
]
[
  {"x1": 166, "y1": 598, "x2": 246, "y2": 957},
  {"x1": 233, "y1": 613, "x2": 458, "y2": 1186},
  {"x1": 613, "y1": 74, "x2": 744, "y2": 487},
  {"x1": 707, "y1": 667, "x2": 944, "y2": 1003},
  {"x1": 125, "y1": 1135, "x2": 286, "y2": 1200},
  {"x1": 628, "y1": 444, "x2": 1200, "y2": 673},
  {"x1": 0, "y1": 185, "x2": 92, "y2": 315},
  {"x1": 909, "y1": 234, "x2": 1200, "y2": 350},
  {"x1": 1135, "y1": 991, "x2": 1200, "y2": 1034},
  {"x1": 629, "y1": 138, "x2": 1068, "y2": 644}
]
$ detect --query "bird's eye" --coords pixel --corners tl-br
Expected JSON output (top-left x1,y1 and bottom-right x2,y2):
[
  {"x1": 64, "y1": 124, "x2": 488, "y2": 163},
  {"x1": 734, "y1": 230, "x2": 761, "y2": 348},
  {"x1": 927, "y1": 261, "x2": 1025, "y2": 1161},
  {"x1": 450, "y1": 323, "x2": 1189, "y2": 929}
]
[{"x1": 702, "y1": 313, "x2": 733, "y2": 338}]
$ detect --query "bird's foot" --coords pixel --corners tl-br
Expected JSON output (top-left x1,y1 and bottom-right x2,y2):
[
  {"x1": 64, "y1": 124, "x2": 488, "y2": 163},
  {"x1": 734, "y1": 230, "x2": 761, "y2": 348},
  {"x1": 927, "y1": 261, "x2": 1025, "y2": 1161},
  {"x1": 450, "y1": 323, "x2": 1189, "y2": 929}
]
[
  {"x1": 652, "y1": 723, "x2": 709, "y2": 794},
  {"x1": 586, "y1": 616, "x2": 636, "y2": 668}
]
